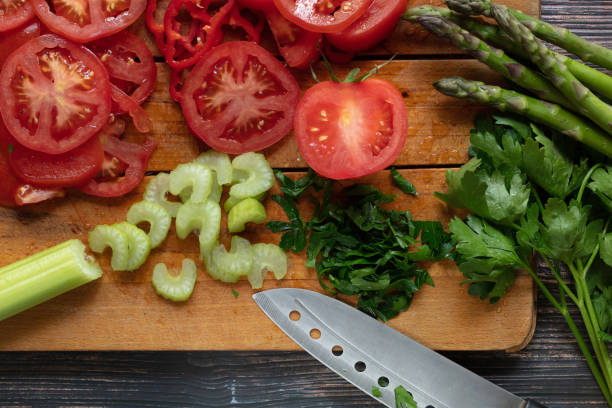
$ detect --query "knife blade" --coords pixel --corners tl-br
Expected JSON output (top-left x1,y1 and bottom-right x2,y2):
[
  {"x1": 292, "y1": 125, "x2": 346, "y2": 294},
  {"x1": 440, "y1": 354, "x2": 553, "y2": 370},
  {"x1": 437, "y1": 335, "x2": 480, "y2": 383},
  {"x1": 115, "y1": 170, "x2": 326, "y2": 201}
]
[{"x1": 253, "y1": 288, "x2": 547, "y2": 408}]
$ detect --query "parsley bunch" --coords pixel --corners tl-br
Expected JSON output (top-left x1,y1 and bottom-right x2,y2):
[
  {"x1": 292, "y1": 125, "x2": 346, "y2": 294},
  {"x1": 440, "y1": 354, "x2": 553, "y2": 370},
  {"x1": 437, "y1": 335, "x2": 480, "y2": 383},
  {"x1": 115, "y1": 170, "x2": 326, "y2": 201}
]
[
  {"x1": 267, "y1": 170, "x2": 454, "y2": 322},
  {"x1": 438, "y1": 114, "x2": 612, "y2": 403}
]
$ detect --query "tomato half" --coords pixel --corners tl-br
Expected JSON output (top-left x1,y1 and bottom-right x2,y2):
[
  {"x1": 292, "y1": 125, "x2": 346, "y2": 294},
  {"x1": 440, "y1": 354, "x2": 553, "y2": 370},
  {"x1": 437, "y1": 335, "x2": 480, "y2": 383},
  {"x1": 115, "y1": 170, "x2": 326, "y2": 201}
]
[
  {"x1": 265, "y1": 7, "x2": 321, "y2": 69},
  {"x1": 0, "y1": 19, "x2": 41, "y2": 67},
  {"x1": 180, "y1": 41, "x2": 300, "y2": 154},
  {"x1": 0, "y1": 0, "x2": 34, "y2": 33},
  {"x1": 273, "y1": 0, "x2": 372, "y2": 33},
  {"x1": 294, "y1": 78, "x2": 407, "y2": 180},
  {"x1": 9, "y1": 133, "x2": 104, "y2": 187},
  {"x1": 30, "y1": 0, "x2": 146, "y2": 42},
  {"x1": 325, "y1": 0, "x2": 406, "y2": 53},
  {"x1": 0, "y1": 34, "x2": 112, "y2": 155}
]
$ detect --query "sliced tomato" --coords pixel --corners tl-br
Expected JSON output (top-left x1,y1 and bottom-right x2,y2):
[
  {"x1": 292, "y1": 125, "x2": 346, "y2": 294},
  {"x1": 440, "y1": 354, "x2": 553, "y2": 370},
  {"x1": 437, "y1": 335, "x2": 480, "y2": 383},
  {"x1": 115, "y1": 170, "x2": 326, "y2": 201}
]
[
  {"x1": 0, "y1": 0, "x2": 34, "y2": 33},
  {"x1": 180, "y1": 41, "x2": 300, "y2": 154},
  {"x1": 30, "y1": 0, "x2": 146, "y2": 42},
  {"x1": 326, "y1": 0, "x2": 406, "y2": 53},
  {"x1": 237, "y1": 0, "x2": 273, "y2": 10},
  {"x1": 265, "y1": 7, "x2": 321, "y2": 69},
  {"x1": 109, "y1": 84, "x2": 152, "y2": 133},
  {"x1": 294, "y1": 78, "x2": 407, "y2": 180},
  {"x1": 0, "y1": 19, "x2": 41, "y2": 67},
  {"x1": 145, "y1": 0, "x2": 172, "y2": 52},
  {"x1": 9, "y1": 133, "x2": 104, "y2": 187},
  {"x1": 273, "y1": 0, "x2": 372, "y2": 33},
  {"x1": 225, "y1": 3, "x2": 265, "y2": 43},
  {"x1": 79, "y1": 135, "x2": 157, "y2": 197},
  {"x1": 0, "y1": 34, "x2": 112, "y2": 155},
  {"x1": 169, "y1": 67, "x2": 189, "y2": 103}
]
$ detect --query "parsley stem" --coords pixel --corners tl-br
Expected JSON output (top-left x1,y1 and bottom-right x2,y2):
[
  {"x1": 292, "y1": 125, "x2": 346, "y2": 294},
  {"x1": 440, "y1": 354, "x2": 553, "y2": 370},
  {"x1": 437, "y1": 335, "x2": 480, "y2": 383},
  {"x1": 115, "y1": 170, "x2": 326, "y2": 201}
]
[
  {"x1": 577, "y1": 163, "x2": 603, "y2": 204},
  {"x1": 531, "y1": 188, "x2": 545, "y2": 214},
  {"x1": 543, "y1": 256, "x2": 578, "y2": 305}
]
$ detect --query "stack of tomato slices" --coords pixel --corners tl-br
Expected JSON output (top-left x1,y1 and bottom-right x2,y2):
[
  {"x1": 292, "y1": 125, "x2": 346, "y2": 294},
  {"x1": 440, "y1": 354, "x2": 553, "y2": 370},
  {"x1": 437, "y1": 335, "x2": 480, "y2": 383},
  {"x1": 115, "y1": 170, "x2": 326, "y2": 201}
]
[{"x1": 0, "y1": 0, "x2": 157, "y2": 207}]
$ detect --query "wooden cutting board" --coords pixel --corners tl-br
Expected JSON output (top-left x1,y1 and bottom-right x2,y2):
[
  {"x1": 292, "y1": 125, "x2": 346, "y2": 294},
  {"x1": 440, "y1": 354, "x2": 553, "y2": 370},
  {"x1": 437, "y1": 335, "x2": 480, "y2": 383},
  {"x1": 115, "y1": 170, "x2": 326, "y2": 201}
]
[{"x1": 0, "y1": 0, "x2": 540, "y2": 351}]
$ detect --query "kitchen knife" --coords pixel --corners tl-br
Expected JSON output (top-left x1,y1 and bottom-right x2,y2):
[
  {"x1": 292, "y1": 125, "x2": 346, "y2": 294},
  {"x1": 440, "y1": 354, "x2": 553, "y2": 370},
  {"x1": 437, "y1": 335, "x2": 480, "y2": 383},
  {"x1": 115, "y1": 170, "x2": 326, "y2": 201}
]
[{"x1": 253, "y1": 288, "x2": 547, "y2": 408}]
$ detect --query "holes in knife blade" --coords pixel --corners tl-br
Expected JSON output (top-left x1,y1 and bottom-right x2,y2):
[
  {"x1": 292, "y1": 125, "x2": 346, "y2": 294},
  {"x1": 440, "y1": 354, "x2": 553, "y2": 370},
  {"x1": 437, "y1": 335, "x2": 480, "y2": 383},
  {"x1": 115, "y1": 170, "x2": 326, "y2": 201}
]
[
  {"x1": 309, "y1": 328, "x2": 321, "y2": 339},
  {"x1": 354, "y1": 361, "x2": 366, "y2": 372},
  {"x1": 331, "y1": 345, "x2": 343, "y2": 356},
  {"x1": 377, "y1": 376, "x2": 389, "y2": 387},
  {"x1": 289, "y1": 310, "x2": 301, "y2": 321}
]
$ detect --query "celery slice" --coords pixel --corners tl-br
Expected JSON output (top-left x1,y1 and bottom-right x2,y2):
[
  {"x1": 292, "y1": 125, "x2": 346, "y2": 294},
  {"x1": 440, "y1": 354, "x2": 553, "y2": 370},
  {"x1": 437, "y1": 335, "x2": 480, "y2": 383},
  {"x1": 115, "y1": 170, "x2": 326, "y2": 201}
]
[
  {"x1": 229, "y1": 153, "x2": 274, "y2": 199},
  {"x1": 126, "y1": 201, "x2": 172, "y2": 249},
  {"x1": 175, "y1": 200, "x2": 222, "y2": 260},
  {"x1": 143, "y1": 173, "x2": 182, "y2": 218},
  {"x1": 89, "y1": 225, "x2": 130, "y2": 271},
  {"x1": 0, "y1": 239, "x2": 102, "y2": 322},
  {"x1": 114, "y1": 222, "x2": 152, "y2": 271},
  {"x1": 169, "y1": 162, "x2": 213, "y2": 204},
  {"x1": 248, "y1": 243, "x2": 288, "y2": 289},
  {"x1": 152, "y1": 259, "x2": 197, "y2": 302},
  {"x1": 223, "y1": 192, "x2": 266, "y2": 213},
  {"x1": 206, "y1": 236, "x2": 253, "y2": 283},
  {"x1": 194, "y1": 150, "x2": 233, "y2": 185},
  {"x1": 182, "y1": 176, "x2": 222, "y2": 204},
  {"x1": 227, "y1": 198, "x2": 267, "y2": 233}
]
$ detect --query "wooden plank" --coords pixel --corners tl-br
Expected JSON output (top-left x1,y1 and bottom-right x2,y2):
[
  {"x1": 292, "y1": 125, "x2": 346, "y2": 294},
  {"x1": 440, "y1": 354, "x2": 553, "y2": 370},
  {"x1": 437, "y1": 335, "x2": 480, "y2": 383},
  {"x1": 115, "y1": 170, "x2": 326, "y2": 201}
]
[
  {"x1": 0, "y1": 169, "x2": 535, "y2": 351},
  {"x1": 125, "y1": 59, "x2": 507, "y2": 171}
]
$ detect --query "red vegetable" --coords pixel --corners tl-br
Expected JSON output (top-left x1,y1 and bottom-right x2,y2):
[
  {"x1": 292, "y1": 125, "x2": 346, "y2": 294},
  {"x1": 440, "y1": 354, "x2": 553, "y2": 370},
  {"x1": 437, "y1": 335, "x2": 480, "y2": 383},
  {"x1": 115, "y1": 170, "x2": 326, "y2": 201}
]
[
  {"x1": 273, "y1": 0, "x2": 372, "y2": 33},
  {"x1": 0, "y1": 0, "x2": 35, "y2": 33},
  {"x1": 0, "y1": 19, "x2": 41, "y2": 67}
]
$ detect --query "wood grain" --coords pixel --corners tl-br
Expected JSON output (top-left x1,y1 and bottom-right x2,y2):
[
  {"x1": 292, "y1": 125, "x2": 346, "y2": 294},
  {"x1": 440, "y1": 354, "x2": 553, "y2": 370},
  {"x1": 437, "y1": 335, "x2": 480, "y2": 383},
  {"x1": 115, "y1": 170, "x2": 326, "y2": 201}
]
[{"x1": 0, "y1": 169, "x2": 535, "y2": 351}]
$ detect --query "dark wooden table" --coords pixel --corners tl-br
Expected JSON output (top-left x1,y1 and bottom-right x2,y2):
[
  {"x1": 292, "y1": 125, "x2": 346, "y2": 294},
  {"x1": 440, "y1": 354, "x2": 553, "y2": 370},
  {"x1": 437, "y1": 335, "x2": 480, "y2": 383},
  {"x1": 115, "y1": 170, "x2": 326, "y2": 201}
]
[{"x1": 1, "y1": 1, "x2": 611, "y2": 407}]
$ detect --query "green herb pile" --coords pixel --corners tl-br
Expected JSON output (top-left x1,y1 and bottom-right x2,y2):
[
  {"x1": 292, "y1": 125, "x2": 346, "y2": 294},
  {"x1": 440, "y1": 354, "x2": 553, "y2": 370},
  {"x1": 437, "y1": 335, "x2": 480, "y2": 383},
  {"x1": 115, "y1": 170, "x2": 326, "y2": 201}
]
[
  {"x1": 267, "y1": 170, "x2": 454, "y2": 321},
  {"x1": 437, "y1": 113, "x2": 612, "y2": 404}
]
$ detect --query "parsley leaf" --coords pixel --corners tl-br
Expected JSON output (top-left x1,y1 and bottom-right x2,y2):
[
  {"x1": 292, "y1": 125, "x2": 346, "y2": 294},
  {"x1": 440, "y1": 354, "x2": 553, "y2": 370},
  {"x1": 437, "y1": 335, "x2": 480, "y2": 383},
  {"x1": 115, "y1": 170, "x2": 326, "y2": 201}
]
[
  {"x1": 391, "y1": 168, "x2": 418, "y2": 196},
  {"x1": 372, "y1": 386, "x2": 382, "y2": 398},
  {"x1": 394, "y1": 386, "x2": 417, "y2": 408},
  {"x1": 588, "y1": 166, "x2": 612, "y2": 213}
]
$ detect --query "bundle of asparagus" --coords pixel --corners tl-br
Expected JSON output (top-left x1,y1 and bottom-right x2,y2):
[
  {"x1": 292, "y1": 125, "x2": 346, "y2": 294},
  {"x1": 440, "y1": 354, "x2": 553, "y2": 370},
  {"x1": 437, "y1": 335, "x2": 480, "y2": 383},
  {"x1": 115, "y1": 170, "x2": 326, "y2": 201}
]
[{"x1": 405, "y1": 1, "x2": 612, "y2": 157}]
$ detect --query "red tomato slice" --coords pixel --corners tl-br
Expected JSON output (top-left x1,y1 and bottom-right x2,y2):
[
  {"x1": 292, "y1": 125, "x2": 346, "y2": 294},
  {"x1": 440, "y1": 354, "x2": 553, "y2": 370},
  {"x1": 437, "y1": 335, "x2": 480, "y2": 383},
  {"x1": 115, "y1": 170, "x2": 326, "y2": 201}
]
[
  {"x1": 180, "y1": 41, "x2": 300, "y2": 154},
  {"x1": 0, "y1": 0, "x2": 34, "y2": 33},
  {"x1": 225, "y1": 4, "x2": 265, "y2": 43},
  {"x1": 30, "y1": 0, "x2": 146, "y2": 42},
  {"x1": 0, "y1": 19, "x2": 41, "y2": 67},
  {"x1": 273, "y1": 0, "x2": 372, "y2": 33},
  {"x1": 109, "y1": 84, "x2": 152, "y2": 133},
  {"x1": 0, "y1": 34, "x2": 112, "y2": 155},
  {"x1": 237, "y1": 0, "x2": 273, "y2": 11},
  {"x1": 265, "y1": 7, "x2": 321, "y2": 69},
  {"x1": 325, "y1": 0, "x2": 406, "y2": 53},
  {"x1": 9, "y1": 133, "x2": 104, "y2": 187},
  {"x1": 294, "y1": 78, "x2": 407, "y2": 180},
  {"x1": 78, "y1": 134, "x2": 157, "y2": 197}
]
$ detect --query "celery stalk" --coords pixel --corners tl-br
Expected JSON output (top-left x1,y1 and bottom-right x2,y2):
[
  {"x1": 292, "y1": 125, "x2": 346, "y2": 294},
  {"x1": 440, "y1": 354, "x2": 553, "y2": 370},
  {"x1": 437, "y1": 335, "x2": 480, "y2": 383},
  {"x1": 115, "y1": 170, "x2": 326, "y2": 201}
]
[{"x1": 0, "y1": 239, "x2": 102, "y2": 322}]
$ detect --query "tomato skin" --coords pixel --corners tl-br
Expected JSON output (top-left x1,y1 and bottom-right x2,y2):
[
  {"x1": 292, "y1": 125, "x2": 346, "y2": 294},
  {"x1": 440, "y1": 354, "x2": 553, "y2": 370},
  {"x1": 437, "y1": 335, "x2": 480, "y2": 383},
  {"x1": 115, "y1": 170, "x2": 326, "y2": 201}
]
[
  {"x1": 0, "y1": 0, "x2": 35, "y2": 33},
  {"x1": 181, "y1": 41, "x2": 300, "y2": 154},
  {"x1": 0, "y1": 19, "x2": 41, "y2": 68},
  {"x1": 273, "y1": 0, "x2": 372, "y2": 33},
  {"x1": 325, "y1": 0, "x2": 406, "y2": 53},
  {"x1": 0, "y1": 34, "x2": 112, "y2": 155},
  {"x1": 237, "y1": 0, "x2": 274, "y2": 11},
  {"x1": 294, "y1": 78, "x2": 407, "y2": 180}
]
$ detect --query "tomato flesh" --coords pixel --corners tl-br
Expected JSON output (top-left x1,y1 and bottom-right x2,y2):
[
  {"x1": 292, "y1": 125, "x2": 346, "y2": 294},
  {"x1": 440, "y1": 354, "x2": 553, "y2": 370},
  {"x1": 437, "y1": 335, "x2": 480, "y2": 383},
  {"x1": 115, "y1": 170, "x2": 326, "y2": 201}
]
[
  {"x1": 273, "y1": 0, "x2": 372, "y2": 33},
  {"x1": 181, "y1": 41, "x2": 299, "y2": 154},
  {"x1": 325, "y1": 0, "x2": 406, "y2": 53},
  {"x1": 0, "y1": 0, "x2": 34, "y2": 33},
  {"x1": 0, "y1": 19, "x2": 41, "y2": 67},
  {"x1": 237, "y1": 0, "x2": 274, "y2": 10},
  {"x1": 294, "y1": 78, "x2": 407, "y2": 180},
  {"x1": 0, "y1": 34, "x2": 111, "y2": 155}
]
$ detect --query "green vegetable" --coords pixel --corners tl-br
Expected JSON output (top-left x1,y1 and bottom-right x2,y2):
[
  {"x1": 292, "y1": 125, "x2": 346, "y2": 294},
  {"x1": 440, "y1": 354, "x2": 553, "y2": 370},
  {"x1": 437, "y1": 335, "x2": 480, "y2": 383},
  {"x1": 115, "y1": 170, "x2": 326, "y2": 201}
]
[
  {"x1": 126, "y1": 201, "x2": 172, "y2": 248},
  {"x1": 143, "y1": 173, "x2": 182, "y2": 218},
  {"x1": 439, "y1": 113, "x2": 612, "y2": 405},
  {"x1": 194, "y1": 150, "x2": 233, "y2": 185},
  {"x1": 169, "y1": 162, "x2": 213, "y2": 204},
  {"x1": 372, "y1": 386, "x2": 382, "y2": 398},
  {"x1": 268, "y1": 172, "x2": 454, "y2": 321},
  {"x1": 223, "y1": 192, "x2": 266, "y2": 212},
  {"x1": 152, "y1": 259, "x2": 197, "y2": 302},
  {"x1": 206, "y1": 236, "x2": 253, "y2": 283},
  {"x1": 227, "y1": 198, "x2": 267, "y2": 233},
  {"x1": 0, "y1": 239, "x2": 102, "y2": 322},
  {"x1": 247, "y1": 243, "x2": 288, "y2": 289},
  {"x1": 232, "y1": 289, "x2": 239, "y2": 298},
  {"x1": 114, "y1": 223, "x2": 151, "y2": 271},
  {"x1": 175, "y1": 201, "x2": 222, "y2": 261},
  {"x1": 434, "y1": 77, "x2": 612, "y2": 158},
  {"x1": 394, "y1": 386, "x2": 417, "y2": 408},
  {"x1": 391, "y1": 169, "x2": 418, "y2": 196},
  {"x1": 230, "y1": 152, "x2": 275, "y2": 200},
  {"x1": 88, "y1": 225, "x2": 130, "y2": 271}
]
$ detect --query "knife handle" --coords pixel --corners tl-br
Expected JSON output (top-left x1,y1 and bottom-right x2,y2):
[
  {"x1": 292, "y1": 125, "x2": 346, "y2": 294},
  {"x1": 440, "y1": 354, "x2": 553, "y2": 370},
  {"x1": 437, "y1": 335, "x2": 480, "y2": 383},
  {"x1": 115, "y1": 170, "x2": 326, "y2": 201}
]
[{"x1": 525, "y1": 399, "x2": 548, "y2": 408}]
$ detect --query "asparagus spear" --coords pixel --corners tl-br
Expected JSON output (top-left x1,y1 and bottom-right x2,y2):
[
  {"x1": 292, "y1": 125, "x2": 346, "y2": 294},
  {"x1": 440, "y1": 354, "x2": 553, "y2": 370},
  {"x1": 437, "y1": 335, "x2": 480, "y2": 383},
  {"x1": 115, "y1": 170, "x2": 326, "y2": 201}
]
[
  {"x1": 434, "y1": 77, "x2": 612, "y2": 157},
  {"x1": 405, "y1": 6, "x2": 612, "y2": 102},
  {"x1": 416, "y1": 15, "x2": 572, "y2": 110},
  {"x1": 491, "y1": 5, "x2": 612, "y2": 136},
  {"x1": 446, "y1": 0, "x2": 612, "y2": 71}
]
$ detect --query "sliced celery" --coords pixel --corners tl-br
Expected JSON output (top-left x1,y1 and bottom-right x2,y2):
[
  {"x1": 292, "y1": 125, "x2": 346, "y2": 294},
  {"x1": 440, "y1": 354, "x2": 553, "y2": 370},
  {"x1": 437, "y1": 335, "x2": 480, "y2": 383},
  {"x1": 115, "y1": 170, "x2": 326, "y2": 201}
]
[
  {"x1": 194, "y1": 150, "x2": 233, "y2": 185},
  {"x1": 223, "y1": 192, "x2": 266, "y2": 213},
  {"x1": 152, "y1": 259, "x2": 197, "y2": 302},
  {"x1": 182, "y1": 177, "x2": 221, "y2": 204},
  {"x1": 229, "y1": 153, "x2": 274, "y2": 199},
  {"x1": 114, "y1": 223, "x2": 152, "y2": 271},
  {"x1": 206, "y1": 236, "x2": 253, "y2": 283},
  {"x1": 126, "y1": 201, "x2": 172, "y2": 249},
  {"x1": 248, "y1": 243, "x2": 288, "y2": 289},
  {"x1": 175, "y1": 200, "x2": 222, "y2": 260},
  {"x1": 0, "y1": 239, "x2": 102, "y2": 321},
  {"x1": 89, "y1": 225, "x2": 130, "y2": 271},
  {"x1": 143, "y1": 173, "x2": 182, "y2": 218},
  {"x1": 169, "y1": 162, "x2": 213, "y2": 204},
  {"x1": 227, "y1": 198, "x2": 267, "y2": 233}
]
